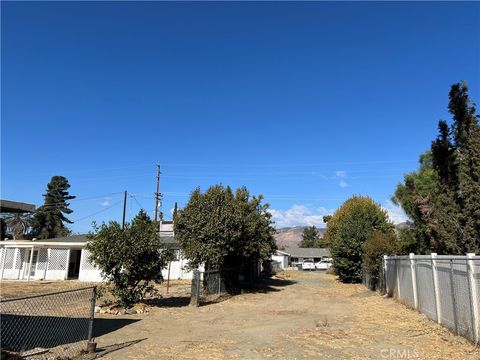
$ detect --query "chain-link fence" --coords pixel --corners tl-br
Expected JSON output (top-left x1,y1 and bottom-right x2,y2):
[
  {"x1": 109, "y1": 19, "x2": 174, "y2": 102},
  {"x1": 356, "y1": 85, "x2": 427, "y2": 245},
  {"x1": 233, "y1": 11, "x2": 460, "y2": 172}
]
[
  {"x1": 190, "y1": 269, "x2": 227, "y2": 306},
  {"x1": 0, "y1": 286, "x2": 96, "y2": 359},
  {"x1": 378, "y1": 254, "x2": 480, "y2": 345}
]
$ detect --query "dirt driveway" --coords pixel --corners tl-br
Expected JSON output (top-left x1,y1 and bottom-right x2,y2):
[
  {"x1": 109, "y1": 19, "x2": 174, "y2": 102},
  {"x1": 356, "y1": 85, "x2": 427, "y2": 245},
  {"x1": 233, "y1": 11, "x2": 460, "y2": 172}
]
[{"x1": 92, "y1": 271, "x2": 479, "y2": 360}]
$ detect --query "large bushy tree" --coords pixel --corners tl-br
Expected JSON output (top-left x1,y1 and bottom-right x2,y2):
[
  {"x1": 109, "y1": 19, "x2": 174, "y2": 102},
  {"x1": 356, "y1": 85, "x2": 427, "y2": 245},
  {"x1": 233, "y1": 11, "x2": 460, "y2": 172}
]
[
  {"x1": 174, "y1": 185, "x2": 276, "y2": 289},
  {"x1": 324, "y1": 196, "x2": 395, "y2": 283},
  {"x1": 393, "y1": 82, "x2": 480, "y2": 254},
  {"x1": 87, "y1": 209, "x2": 172, "y2": 308},
  {"x1": 31, "y1": 176, "x2": 75, "y2": 239}
]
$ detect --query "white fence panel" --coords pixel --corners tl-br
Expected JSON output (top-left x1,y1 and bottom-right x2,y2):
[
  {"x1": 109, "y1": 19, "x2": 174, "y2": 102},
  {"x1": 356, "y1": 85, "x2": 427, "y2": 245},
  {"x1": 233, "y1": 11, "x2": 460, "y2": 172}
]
[{"x1": 382, "y1": 254, "x2": 480, "y2": 345}]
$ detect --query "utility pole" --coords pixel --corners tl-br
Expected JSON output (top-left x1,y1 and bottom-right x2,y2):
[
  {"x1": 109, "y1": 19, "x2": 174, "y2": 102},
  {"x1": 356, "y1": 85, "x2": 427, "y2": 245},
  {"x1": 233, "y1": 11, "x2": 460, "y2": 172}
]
[
  {"x1": 122, "y1": 190, "x2": 127, "y2": 230},
  {"x1": 154, "y1": 165, "x2": 161, "y2": 225}
]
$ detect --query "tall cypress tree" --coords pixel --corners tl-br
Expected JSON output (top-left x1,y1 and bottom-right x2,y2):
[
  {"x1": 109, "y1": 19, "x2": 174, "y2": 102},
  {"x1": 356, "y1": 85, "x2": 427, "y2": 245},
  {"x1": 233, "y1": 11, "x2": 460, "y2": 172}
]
[
  {"x1": 429, "y1": 82, "x2": 480, "y2": 253},
  {"x1": 31, "y1": 176, "x2": 76, "y2": 239},
  {"x1": 173, "y1": 202, "x2": 178, "y2": 223},
  {"x1": 443, "y1": 82, "x2": 480, "y2": 252},
  {"x1": 395, "y1": 82, "x2": 480, "y2": 254}
]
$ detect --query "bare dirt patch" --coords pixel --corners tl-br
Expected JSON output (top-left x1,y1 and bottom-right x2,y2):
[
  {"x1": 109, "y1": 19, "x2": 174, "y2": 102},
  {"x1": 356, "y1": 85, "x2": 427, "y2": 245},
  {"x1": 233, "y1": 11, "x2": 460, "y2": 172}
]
[{"x1": 88, "y1": 271, "x2": 478, "y2": 359}]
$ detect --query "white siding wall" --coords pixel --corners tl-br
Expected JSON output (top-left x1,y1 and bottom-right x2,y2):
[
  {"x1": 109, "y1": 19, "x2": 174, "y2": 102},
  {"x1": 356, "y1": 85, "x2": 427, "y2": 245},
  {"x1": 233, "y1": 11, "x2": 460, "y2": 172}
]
[
  {"x1": 78, "y1": 249, "x2": 104, "y2": 282},
  {"x1": 272, "y1": 254, "x2": 289, "y2": 269},
  {"x1": 1, "y1": 246, "x2": 199, "y2": 282},
  {"x1": 0, "y1": 248, "x2": 19, "y2": 279},
  {"x1": 45, "y1": 248, "x2": 69, "y2": 280},
  {"x1": 161, "y1": 255, "x2": 204, "y2": 280},
  {"x1": 33, "y1": 248, "x2": 49, "y2": 280}
]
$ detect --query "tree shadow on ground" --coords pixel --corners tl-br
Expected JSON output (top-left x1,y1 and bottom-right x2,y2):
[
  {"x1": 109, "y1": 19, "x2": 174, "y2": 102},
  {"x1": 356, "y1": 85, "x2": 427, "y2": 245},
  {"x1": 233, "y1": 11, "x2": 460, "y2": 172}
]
[
  {"x1": 199, "y1": 277, "x2": 297, "y2": 306},
  {"x1": 239, "y1": 277, "x2": 297, "y2": 294},
  {"x1": 93, "y1": 318, "x2": 141, "y2": 338},
  {"x1": 142, "y1": 296, "x2": 191, "y2": 308}
]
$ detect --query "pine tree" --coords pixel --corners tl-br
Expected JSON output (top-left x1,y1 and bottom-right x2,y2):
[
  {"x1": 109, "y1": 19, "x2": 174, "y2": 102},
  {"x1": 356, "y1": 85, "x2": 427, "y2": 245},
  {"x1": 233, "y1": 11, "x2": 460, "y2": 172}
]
[
  {"x1": 458, "y1": 123, "x2": 480, "y2": 252},
  {"x1": 442, "y1": 81, "x2": 480, "y2": 253},
  {"x1": 31, "y1": 176, "x2": 76, "y2": 239},
  {"x1": 396, "y1": 82, "x2": 480, "y2": 254},
  {"x1": 173, "y1": 202, "x2": 178, "y2": 223},
  {"x1": 299, "y1": 226, "x2": 319, "y2": 248}
]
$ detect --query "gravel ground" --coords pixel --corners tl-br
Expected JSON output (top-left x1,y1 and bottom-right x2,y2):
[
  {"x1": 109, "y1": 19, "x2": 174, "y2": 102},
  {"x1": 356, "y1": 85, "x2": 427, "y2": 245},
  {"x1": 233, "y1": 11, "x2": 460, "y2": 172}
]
[{"x1": 88, "y1": 271, "x2": 479, "y2": 360}]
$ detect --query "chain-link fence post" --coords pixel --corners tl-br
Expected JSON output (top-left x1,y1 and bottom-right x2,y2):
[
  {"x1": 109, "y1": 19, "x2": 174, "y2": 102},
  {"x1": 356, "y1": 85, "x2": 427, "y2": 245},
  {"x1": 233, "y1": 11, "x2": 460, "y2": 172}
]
[
  {"x1": 87, "y1": 286, "x2": 97, "y2": 343},
  {"x1": 190, "y1": 269, "x2": 200, "y2": 307}
]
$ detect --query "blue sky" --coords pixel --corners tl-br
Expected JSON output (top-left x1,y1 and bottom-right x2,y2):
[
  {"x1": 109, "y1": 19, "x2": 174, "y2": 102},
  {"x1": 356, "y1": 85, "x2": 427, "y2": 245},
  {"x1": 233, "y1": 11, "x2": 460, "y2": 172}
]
[{"x1": 2, "y1": 2, "x2": 479, "y2": 232}]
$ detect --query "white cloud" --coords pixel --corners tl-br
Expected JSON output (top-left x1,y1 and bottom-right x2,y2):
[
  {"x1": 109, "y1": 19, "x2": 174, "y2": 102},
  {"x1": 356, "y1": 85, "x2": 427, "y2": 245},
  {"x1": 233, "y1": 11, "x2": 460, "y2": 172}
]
[
  {"x1": 270, "y1": 205, "x2": 331, "y2": 228},
  {"x1": 382, "y1": 200, "x2": 410, "y2": 224},
  {"x1": 335, "y1": 170, "x2": 348, "y2": 188},
  {"x1": 99, "y1": 198, "x2": 111, "y2": 207}
]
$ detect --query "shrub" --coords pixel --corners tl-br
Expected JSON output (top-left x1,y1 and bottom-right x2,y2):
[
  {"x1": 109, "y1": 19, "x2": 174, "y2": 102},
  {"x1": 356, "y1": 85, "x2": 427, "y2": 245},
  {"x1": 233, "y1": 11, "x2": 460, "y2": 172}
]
[
  {"x1": 362, "y1": 231, "x2": 398, "y2": 290},
  {"x1": 87, "y1": 210, "x2": 173, "y2": 308},
  {"x1": 324, "y1": 196, "x2": 394, "y2": 283}
]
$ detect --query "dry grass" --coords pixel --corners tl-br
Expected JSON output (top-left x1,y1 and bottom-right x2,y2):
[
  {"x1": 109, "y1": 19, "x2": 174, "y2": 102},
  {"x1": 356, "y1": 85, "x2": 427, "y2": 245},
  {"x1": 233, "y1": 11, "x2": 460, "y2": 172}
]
[
  {"x1": 282, "y1": 273, "x2": 480, "y2": 360},
  {"x1": 0, "y1": 280, "x2": 96, "y2": 299}
]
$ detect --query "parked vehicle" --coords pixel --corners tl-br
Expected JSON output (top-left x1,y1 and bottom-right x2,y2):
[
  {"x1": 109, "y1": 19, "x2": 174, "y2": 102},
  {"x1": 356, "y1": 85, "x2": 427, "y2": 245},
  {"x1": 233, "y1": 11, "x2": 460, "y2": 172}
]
[
  {"x1": 315, "y1": 259, "x2": 332, "y2": 271},
  {"x1": 301, "y1": 260, "x2": 316, "y2": 271}
]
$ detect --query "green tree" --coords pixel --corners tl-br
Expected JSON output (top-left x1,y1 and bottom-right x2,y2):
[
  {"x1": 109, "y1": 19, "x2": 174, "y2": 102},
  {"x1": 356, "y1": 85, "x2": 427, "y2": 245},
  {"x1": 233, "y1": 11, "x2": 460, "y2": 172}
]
[
  {"x1": 174, "y1": 185, "x2": 276, "y2": 289},
  {"x1": 392, "y1": 152, "x2": 441, "y2": 254},
  {"x1": 394, "y1": 82, "x2": 480, "y2": 254},
  {"x1": 31, "y1": 176, "x2": 75, "y2": 239},
  {"x1": 299, "y1": 226, "x2": 319, "y2": 248},
  {"x1": 87, "y1": 209, "x2": 172, "y2": 308},
  {"x1": 323, "y1": 215, "x2": 332, "y2": 224},
  {"x1": 173, "y1": 202, "x2": 178, "y2": 222},
  {"x1": 324, "y1": 196, "x2": 394, "y2": 283}
]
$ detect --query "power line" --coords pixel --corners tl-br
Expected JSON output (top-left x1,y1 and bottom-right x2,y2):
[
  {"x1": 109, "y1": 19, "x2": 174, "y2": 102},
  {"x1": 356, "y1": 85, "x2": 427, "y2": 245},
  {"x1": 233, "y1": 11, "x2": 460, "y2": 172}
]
[
  {"x1": 73, "y1": 200, "x2": 123, "y2": 223},
  {"x1": 160, "y1": 159, "x2": 417, "y2": 167},
  {"x1": 130, "y1": 194, "x2": 144, "y2": 210},
  {"x1": 35, "y1": 192, "x2": 125, "y2": 208}
]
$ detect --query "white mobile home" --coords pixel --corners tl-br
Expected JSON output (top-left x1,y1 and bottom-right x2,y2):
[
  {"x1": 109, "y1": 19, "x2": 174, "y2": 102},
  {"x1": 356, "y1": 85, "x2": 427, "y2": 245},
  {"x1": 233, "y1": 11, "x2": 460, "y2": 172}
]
[
  {"x1": 0, "y1": 235, "x2": 103, "y2": 282},
  {"x1": 0, "y1": 229, "x2": 197, "y2": 282}
]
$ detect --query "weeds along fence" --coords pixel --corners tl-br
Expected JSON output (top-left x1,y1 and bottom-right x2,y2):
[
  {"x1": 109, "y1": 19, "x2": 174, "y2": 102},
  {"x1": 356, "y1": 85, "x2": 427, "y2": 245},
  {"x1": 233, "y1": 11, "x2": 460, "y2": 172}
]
[
  {"x1": 0, "y1": 286, "x2": 96, "y2": 359},
  {"x1": 372, "y1": 254, "x2": 480, "y2": 345}
]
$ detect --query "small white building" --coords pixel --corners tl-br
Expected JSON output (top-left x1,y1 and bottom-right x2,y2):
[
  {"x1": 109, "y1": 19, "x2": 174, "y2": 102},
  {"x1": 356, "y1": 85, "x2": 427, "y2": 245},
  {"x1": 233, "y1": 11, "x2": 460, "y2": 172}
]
[
  {"x1": 0, "y1": 227, "x2": 198, "y2": 282},
  {"x1": 0, "y1": 235, "x2": 103, "y2": 282},
  {"x1": 272, "y1": 250, "x2": 290, "y2": 269},
  {"x1": 272, "y1": 247, "x2": 331, "y2": 269}
]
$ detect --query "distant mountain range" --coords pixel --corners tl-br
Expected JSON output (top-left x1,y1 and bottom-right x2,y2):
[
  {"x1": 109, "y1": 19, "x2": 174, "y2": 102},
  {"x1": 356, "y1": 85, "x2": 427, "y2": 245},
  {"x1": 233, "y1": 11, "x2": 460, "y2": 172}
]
[
  {"x1": 274, "y1": 222, "x2": 412, "y2": 249},
  {"x1": 274, "y1": 226, "x2": 327, "y2": 249}
]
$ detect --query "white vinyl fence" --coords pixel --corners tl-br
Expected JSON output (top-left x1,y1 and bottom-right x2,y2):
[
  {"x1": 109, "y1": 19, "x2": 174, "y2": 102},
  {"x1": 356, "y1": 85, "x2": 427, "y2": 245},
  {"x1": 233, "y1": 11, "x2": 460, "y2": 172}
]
[{"x1": 383, "y1": 253, "x2": 480, "y2": 345}]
